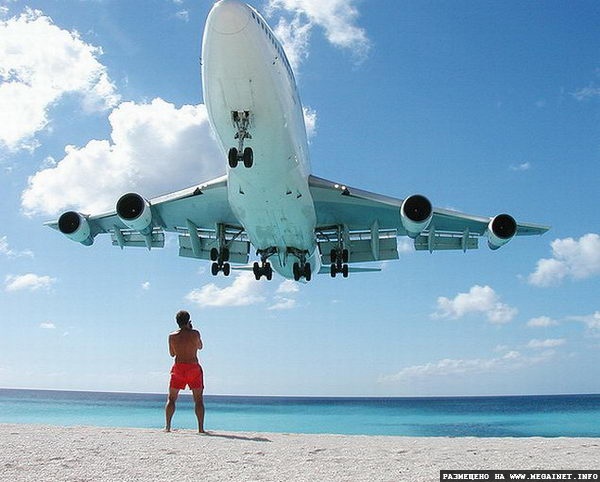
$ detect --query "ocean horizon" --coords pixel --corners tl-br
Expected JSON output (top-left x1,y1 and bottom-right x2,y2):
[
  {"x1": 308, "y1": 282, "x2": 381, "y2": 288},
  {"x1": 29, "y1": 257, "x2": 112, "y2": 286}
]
[{"x1": 1, "y1": 388, "x2": 600, "y2": 437}]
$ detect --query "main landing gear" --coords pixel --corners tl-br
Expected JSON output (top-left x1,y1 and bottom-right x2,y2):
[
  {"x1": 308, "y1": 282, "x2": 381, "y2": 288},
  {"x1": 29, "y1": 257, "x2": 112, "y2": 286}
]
[
  {"x1": 330, "y1": 248, "x2": 349, "y2": 278},
  {"x1": 290, "y1": 249, "x2": 311, "y2": 282},
  {"x1": 228, "y1": 111, "x2": 253, "y2": 168},
  {"x1": 210, "y1": 224, "x2": 236, "y2": 276},
  {"x1": 210, "y1": 247, "x2": 230, "y2": 276},
  {"x1": 253, "y1": 248, "x2": 275, "y2": 280}
]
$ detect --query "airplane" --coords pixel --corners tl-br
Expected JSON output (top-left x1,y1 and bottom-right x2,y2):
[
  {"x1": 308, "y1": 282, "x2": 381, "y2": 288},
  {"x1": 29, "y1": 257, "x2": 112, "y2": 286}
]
[{"x1": 47, "y1": 0, "x2": 549, "y2": 282}]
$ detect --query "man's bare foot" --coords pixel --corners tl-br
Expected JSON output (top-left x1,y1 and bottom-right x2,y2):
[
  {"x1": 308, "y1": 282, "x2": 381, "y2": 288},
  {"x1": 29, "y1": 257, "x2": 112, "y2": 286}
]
[
  {"x1": 165, "y1": 427, "x2": 171, "y2": 433},
  {"x1": 198, "y1": 430, "x2": 209, "y2": 435}
]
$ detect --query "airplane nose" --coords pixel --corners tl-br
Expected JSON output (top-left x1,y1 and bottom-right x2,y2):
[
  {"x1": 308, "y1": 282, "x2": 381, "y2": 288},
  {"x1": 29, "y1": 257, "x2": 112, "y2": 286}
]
[{"x1": 209, "y1": 0, "x2": 250, "y2": 35}]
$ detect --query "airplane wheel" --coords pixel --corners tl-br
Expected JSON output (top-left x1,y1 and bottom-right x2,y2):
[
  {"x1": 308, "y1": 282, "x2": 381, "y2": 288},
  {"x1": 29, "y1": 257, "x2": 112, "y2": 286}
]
[
  {"x1": 330, "y1": 264, "x2": 336, "y2": 278},
  {"x1": 210, "y1": 248, "x2": 219, "y2": 261},
  {"x1": 223, "y1": 263, "x2": 231, "y2": 276},
  {"x1": 304, "y1": 264, "x2": 312, "y2": 282},
  {"x1": 330, "y1": 249, "x2": 337, "y2": 264},
  {"x1": 253, "y1": 262, "x2": 261, "y2": 280},
  {"x1": 228, "y1": 148, "x2": 239, "y2": 168},
  {"x1": 243, "y1": 147, "x2": 253, "y2": 168},
  {"x1": 342, "y1": 264, "x2": 349, "y2": 278},
  {"x1": 211, "y1": 262, "x2": 219, "y2": 276},
  {"x1": 221, "y1": 247, "x2": 230, "y2": 262},
  {"x1": 342, "y1": 249, "x2": 349, "y2": 263},
  {"x1": 293, "y1": 263, "x2": 300, "y2": 281},
  {"x1": 266, "y1": 267, "x2": 273, "y2": 281}
]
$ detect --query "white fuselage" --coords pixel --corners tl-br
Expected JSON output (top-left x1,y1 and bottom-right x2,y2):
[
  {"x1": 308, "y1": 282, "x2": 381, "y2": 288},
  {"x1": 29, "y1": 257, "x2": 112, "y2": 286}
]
[{"x1": 202, "y1": 0, "x2": 320, "y2": 278}]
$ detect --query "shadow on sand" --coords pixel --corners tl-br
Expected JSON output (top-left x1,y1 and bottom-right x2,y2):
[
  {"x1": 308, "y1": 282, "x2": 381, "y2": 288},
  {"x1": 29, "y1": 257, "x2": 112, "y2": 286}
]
[{"x1": 205, "y1": 432, "x2": 272, "y2": 442}]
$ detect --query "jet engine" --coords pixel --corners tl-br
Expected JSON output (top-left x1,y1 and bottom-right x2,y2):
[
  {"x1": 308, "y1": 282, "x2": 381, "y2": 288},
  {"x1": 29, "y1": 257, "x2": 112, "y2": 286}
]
[
  {"x1": 58, "y1": 211, "x2": 94, "y2": 246},
  {"x1": 487, "y1": 214, "x2": 517, "y2": 250},
  {"x1": 401, "y1": 194, "x2": 433, "y2": 238},
  {"x1": 116, "y1": 193, "x2": 153, "y2": 234}
]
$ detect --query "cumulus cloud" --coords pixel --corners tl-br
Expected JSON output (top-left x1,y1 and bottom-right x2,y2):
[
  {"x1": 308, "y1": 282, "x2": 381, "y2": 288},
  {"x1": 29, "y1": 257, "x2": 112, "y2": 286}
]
[
  {"x1": 21, "y1": 98, "x2": 223, "y2": 216},
  {"x1": 276, "y1": 279, "x2": 300, "y2": 294},
  {"x1": 527, "y1": 316, "x2": 558, "y2": 328},
  {"x1": 528, "y1": 234, "x2": 600, "y2": 287},
  {"x1": 272, "y1": 15, "x2": 312, "y2": 71},
  {"x1": 5, "y1": 273, "x2": 56, "y2": 292},
  {"x1": 39, "y1": 322, "x2": 56, "y2": 329},
  {"x1": 0, "y1": 9, "x2": 119, "y2": 151},
  {"x1": 268, "y1": 297, "x2": 297, "y2": 310},
  {"x1": 0, "y1": 235, "x2": 33, "y2": 258},
  {"x1": 379, "y1": 350, "x2": 554, "y2": 384},
  {"x1": 569, "y1": 311, "x2": 600, "y2": 336},
  {"x1": 432, "y1": 285, "x2": 517, "y2": 324},
  {"x1": 267, "y1": 0, "x2": 370, "y2": 70},
  {"x1": 526, "y1": 338, "x2": 565, "y2": 349},
  {"x1": 185, "y1": 272, "x2": 266, "y2": 308},
  {"x1": 302, "y1": 106, "x2": 317, "y2": 140}
]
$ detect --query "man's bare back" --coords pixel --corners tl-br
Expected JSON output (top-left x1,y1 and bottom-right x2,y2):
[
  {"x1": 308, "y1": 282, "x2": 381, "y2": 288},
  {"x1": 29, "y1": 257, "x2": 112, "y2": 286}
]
[{"x1": 169, "y1": 328, "x2": 202, "y2": 364}]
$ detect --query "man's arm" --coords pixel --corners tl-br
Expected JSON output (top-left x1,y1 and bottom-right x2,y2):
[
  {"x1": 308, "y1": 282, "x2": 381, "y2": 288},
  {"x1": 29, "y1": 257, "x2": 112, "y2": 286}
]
[
  {"x1": 168, "y1": 334, "x2": 176, "y2": 357},
  {"x1": 196, "y1": 330, "x2": 203, "y2": 351}
]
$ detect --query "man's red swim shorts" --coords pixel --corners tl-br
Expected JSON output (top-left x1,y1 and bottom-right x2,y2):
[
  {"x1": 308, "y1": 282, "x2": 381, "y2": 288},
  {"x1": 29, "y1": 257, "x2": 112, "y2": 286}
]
[{"x1": 169, "y1": 363, "x2": 204, "y2": 390}]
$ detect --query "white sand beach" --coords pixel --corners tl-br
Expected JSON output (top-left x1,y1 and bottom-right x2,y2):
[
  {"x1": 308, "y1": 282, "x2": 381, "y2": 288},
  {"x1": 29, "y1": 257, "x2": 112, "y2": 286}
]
[{"x1": 1, "y1": 424, "x2": 599, "y2": 481}]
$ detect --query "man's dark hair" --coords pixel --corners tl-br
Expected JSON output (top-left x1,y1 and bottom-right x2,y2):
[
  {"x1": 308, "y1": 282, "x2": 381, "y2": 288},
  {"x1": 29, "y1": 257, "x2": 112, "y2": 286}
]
[{"x1": 176, "y1": 310, "x2": 191, "y2": 327}]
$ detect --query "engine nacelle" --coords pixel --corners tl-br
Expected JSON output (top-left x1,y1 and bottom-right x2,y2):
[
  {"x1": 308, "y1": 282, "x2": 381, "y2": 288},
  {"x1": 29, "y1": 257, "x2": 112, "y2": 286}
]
[
  {"x1": 487, "y1": 214, "x2": 517, "y2": 250},
  {"x1": 116, "y1": 193, "x2": 153, "y2": 234},
  {"x1": 58, "y1": 211, "x2": 93, "y2": 246},
  {"x1": 401, "y1": 194, "x2": 433, "y2": 238}
]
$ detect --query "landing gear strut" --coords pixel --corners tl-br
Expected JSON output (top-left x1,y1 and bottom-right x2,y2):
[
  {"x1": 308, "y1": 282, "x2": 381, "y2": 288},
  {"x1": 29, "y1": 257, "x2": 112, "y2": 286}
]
[
  {"x1": 210, "y1": 224, "x2": 232, "y2": 276},
  {"x1": 290, "y1": 249, "x2": 311, "y2": 282},
  {"x1": 330, "y1": 248, "x2": 349, "y2": 278},
  {"x1": 228, "y1": 111, "x2": 253, "y2": 168},
  {"x1": 253, "y1": 248, "x2": 275, "y2": 280}
]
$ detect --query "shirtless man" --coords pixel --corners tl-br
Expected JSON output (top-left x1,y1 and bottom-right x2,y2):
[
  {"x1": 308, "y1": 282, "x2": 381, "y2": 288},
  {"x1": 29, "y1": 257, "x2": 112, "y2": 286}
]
[{"x1": 165, "y1": 310, "x2": 205, "y2": 433}]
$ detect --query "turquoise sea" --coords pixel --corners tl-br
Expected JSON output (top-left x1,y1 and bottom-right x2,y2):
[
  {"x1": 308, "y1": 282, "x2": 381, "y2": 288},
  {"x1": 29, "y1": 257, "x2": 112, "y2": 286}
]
[{"x1": 1, "y1": 389, "x2": 600, "y2": 437}]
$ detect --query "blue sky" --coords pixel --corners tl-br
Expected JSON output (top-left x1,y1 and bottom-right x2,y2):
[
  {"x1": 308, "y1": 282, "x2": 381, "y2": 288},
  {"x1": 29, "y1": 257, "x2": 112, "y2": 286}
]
[{"x1": 1, "y1": 0, "x2": 600, "y2": 397}]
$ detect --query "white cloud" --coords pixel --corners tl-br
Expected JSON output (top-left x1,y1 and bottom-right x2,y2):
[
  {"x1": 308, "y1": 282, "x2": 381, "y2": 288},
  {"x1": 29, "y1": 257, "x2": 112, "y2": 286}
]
[
  {"x1": 272, "y1": 15, "x2": 312, "y2": 71},
  {"x1": 527, "y1": 316, "x2": 558, "y2": 328},
  {"x1": 0, "y1": 235, "x2": 33, "y2": 258},
  {"x1": 276, "y1": 279, "x2": 299, "y2": 294},
  {"x1": 141, "y1": 281, "x2": 151, "y2": 290},
  {"x1": 39, "y1": 322, "x2": 56, "y2": 329},
  {"x1": 569, "y1": 311, "x2": 600, "y2": 336},
  {"x1": 397, "y1": 238, "x2": 415, "y2": 254},
  {"x1": 185, "y1": 272, "x2": 266, "y2": 308},
  {"x1": 526, "y1": 338, "x2": 565, "y2": 349},
  {"x1": 432, "y1": 285, "x2": 517, "y2": 324},
  {"x1": 509, "y1": 162, "x2": 531, "y2": 171},
  {"x1": 0, "y1": 9, "x2": 119, "y2": 151},
  {"x1": 267, "y1": 0, "x2": 370, "y2": 69},
  {"x1": 302, "y1": 106, "x2": 317, "y2": 140},
  {"x1": 528, "y1": 234, "x2": 600, "y2": 287},
  {"x1": 379, "y1": 350, "x2": 554, "y2": 384},
  {"x1": 5, "y1": 273, "x2": 56, "y2": 292},
  {"x1": 21, "y1": 98, "x2": 223, "y2": 216},
  {"x1": 268, "y1": 297, "x2": 297, "y2": 310},
  {"x1": 572, "y1": 83, "x2": 600, "y2": 101},
  {"x1": 175, "y1": 10, "x2": 189, "y2": 22}
]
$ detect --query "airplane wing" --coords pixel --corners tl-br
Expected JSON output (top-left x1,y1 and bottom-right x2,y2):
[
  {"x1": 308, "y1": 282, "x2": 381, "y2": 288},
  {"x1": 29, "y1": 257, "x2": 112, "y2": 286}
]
[
  {"x1": 308, "y1": 175, "x2": 549, "y2": 266},
  {"x1": 45, "y1": 175, "x2": 251, "y2": 265}
]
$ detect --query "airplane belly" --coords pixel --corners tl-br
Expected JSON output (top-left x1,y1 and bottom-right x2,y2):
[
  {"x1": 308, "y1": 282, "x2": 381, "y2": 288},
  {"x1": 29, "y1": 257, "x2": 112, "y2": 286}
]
[{"x1": 202, "y1": 2, "x2": 318, "y2": 279}]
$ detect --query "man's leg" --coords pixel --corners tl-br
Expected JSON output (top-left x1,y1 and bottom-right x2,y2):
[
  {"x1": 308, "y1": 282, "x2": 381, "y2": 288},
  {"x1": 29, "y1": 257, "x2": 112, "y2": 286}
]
[
  {"x1": 192, "y1": 388, "x2": 205, "y2": 433},
  {"x1": 165, "y1": 388, "x2": 179, "y2": 432}
]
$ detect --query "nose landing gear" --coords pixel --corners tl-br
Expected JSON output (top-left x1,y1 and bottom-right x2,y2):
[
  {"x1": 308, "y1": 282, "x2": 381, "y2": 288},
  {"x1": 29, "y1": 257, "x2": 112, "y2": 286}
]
[{"x1": 228, "y1": 111, "x2": 253, "y2": 168}]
